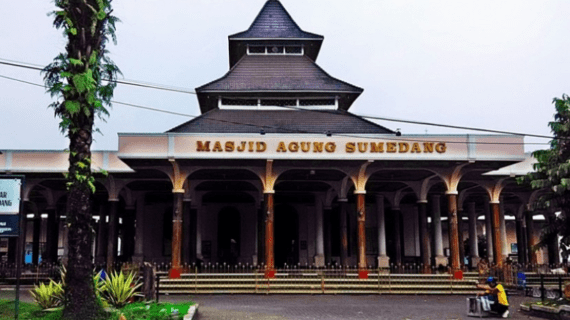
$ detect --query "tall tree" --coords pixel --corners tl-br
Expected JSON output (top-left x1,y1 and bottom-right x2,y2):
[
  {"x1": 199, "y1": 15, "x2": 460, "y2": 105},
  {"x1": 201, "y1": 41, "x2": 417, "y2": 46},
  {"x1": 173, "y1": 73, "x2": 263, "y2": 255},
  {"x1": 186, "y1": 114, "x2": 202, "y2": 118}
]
[
  {"x1": 519, "y1": 95, "x2": 570, "y2": 260},
  {"x1": 43, "y1": 0, "x2": 119, "y2": 318}
]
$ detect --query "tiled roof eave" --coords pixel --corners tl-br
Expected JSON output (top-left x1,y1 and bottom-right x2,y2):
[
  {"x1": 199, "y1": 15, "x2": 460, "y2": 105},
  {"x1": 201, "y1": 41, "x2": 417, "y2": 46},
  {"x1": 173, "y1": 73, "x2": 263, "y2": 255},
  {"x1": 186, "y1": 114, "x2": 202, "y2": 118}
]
[
  {"x1": 196, "y1": 89, "x2": 363, "y2": 93},
  {"x1": 229, "y1": 37, "x2": 323, "y2": 40}
]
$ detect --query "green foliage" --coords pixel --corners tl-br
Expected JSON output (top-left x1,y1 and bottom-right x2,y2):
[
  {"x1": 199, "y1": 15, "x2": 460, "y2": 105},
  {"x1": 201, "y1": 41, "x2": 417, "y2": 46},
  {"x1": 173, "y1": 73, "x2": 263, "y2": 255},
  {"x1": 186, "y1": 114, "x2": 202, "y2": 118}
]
[
  {"x1": 0, "y1": 300, "x2": 196, "y2": 320},
  {"x1": 101, "y1": 271, "x2": 142, "y2": 308},
  {"x1": 518, "y1": 94, "x2": 570, "y2": 258},
  {"x1": 43, "y1": 0, "x2": 121, "y2": 195},
  {"x1": 118, "y1": 302, "x2": 195, "y2": 320},
  {"x1": 30, "y1": 280, "x2": 65, "y2": 310}
]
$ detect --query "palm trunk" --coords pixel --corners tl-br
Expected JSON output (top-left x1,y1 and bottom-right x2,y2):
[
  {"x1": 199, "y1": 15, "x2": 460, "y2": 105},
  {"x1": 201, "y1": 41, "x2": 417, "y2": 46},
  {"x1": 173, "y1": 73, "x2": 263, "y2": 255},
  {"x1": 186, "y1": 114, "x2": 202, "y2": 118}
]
[{"x1": 62, "y1": 125, "x2": 103, "y2": 319}]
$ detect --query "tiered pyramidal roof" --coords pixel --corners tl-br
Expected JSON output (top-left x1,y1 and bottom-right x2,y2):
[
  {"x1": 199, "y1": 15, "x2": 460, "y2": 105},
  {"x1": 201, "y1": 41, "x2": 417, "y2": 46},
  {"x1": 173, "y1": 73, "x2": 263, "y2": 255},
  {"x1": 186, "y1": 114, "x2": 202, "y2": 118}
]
[{"x1": 174, "y1": 0, "x2": 392, "y2": 135}]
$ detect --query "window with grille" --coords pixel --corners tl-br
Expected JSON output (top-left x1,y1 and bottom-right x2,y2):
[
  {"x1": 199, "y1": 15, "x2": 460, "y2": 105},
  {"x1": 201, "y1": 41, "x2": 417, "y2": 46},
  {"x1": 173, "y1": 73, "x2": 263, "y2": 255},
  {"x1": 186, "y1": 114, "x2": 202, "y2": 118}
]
[
  {"x1": 299, "y1": 99, "x2": 336, "y2": 106},
  {"x1": 260, "y1": 99, "x2": 296, "y2": 106},
  {"x1": 221, "y1": 98, "x2": 258, "y2": 106}
]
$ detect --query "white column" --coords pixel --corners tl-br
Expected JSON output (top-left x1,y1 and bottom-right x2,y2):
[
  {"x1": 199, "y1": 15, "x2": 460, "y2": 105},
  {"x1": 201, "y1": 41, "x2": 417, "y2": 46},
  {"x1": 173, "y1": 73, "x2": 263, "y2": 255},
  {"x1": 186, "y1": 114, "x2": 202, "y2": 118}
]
[
  {"x1": 314, "y1": 195, "x2": 325, "y2": 266},
  {"x1": 431, "y1": 195, "x2": 447, "y2": 266},
  {"x1": 376, "y1": 195, "x2": 389, "y2": 268},
  {"x1": 499, "y1": 201, "x2": 508, "y2": 258},
  {"x1": 133, "y1": 193, "x2": 145, "y2": 264},
  {"x1": 484, "y1": 198, "x2": 493, "y2": 263},
  {"x1": 468, "y1": 202, "x2": 479, "y2": 268}
]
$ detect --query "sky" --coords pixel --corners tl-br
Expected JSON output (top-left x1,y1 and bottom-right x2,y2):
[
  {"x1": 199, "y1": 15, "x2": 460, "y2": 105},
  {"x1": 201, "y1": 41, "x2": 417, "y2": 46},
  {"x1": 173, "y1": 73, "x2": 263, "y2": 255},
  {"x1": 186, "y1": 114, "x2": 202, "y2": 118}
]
[{"x1": 1, "y1": 0, "x2": 569, "y2": 152}]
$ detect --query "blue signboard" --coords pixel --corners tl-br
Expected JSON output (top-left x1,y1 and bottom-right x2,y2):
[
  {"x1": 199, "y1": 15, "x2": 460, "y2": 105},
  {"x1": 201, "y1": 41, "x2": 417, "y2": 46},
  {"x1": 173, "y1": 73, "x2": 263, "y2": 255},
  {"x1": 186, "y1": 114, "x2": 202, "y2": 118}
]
[
  {"x1": 0, "y1": 215, "x2": 19, "y2": 237},
  {"x1": 0, "y1": 177, "x2": 23, "y2": 237}
]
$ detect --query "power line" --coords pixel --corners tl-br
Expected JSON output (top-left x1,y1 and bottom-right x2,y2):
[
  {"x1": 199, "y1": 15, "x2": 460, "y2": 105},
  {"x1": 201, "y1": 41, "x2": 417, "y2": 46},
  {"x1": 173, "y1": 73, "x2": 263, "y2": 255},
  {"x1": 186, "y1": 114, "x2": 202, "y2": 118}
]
[
  {"x1": 277, "y1": 105, "x2": 554, "y2": 140},
  {"x1": 0, "y1": 68, "x2": 553, "y2": 145},
  {"x1": 0, "y1": 58, "x2": 555, "y2": 139},
  {"x1": 0, "y1": 59, "x2": 197, "y2": 95}
]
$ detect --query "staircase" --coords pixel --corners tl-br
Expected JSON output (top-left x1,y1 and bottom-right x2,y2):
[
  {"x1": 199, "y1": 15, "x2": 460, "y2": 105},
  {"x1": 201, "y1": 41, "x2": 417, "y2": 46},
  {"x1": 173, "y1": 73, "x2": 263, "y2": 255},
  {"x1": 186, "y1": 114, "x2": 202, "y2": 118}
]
[{"x1": 158, "y1": 271, "x2": 480, "y2": 295}]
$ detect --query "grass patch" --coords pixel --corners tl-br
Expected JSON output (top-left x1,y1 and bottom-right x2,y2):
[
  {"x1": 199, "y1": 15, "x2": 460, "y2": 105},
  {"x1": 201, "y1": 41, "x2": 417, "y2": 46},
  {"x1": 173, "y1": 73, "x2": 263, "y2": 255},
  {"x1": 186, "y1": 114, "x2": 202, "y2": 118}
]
[
  {"x1": 0, "y1": 300, "x2": 195, "y2": 320},
  {"x1": 117, "y1": 302, "x2": 195, "y2": 319},
  {"x1": 0, "y1": 300, "x2": 63, "y2": 319}
]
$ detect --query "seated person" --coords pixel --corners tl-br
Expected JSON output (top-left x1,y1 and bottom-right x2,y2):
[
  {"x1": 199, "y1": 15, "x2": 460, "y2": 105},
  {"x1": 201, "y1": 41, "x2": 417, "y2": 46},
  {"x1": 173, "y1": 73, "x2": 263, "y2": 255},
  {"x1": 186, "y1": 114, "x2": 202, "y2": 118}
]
[{"x1": 477, "y1": 277, "x2": 509, "y2": 318}]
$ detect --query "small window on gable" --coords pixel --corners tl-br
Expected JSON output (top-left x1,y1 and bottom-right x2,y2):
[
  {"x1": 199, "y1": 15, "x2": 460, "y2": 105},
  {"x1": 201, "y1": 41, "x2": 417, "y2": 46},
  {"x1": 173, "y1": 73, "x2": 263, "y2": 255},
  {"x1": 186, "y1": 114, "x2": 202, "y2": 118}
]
[
  {"x1": 248, "y1": 46, "x2": 265, "y2": 54},
  {"x1": 299, "y1": 99, "x2": 336, "y2": 106},
  {"x1": 261, "y1": 99, "x2": 296, "y2": 106},
  {"x1": 221, "y1": 98, "x2": 258, "y2": 106},
  {"x1": 247, "y1": 45, "x2": 303, "y2": 55},
  {"x1": 285, "y1": 46, "x2": 302, "y2": 54},
  {"x1": 268, "y1": 46, "x2": 284, "y2": 54}
]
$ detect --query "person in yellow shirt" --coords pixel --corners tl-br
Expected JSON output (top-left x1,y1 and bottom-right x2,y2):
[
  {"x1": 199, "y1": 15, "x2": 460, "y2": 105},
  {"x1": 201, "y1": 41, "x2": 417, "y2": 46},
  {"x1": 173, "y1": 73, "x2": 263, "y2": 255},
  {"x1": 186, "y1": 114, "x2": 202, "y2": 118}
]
[{"x1": 477, "y1": 277, "x2": 509, "y2": 318}]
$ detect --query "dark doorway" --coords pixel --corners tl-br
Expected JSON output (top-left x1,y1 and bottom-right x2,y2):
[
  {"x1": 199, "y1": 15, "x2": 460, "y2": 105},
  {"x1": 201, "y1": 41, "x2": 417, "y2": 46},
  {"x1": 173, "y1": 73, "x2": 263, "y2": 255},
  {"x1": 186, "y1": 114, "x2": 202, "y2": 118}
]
[
  {"x1": 217, "y1": 207, "x2": 241, "y2": 265},
  {"x1": 274, "y1": 204, "x2": 299, "y2": 267}
]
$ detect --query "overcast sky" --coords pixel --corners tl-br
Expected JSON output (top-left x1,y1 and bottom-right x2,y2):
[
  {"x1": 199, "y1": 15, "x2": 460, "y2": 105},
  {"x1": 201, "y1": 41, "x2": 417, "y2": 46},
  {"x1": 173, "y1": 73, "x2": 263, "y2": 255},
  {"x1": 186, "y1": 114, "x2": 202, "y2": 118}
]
[{"x1": 1, "y1": 0, "x2": 569, "y2": 152}]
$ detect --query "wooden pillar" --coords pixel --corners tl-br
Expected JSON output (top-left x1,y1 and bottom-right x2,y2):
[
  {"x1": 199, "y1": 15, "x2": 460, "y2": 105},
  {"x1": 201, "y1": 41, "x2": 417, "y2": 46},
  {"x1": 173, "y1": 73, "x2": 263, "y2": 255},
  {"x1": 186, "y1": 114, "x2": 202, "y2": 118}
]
[
  {"x1": 106, "y1": 199, "x2": 119, "y2": 271},
  {"x1": 264, "y1": 193, "x2": 275, "y2": 278},
  {"x1": 447, "y1": 193, "x2": 461, "y2": 273},
  {"x1": 170, "y1": 192, "x2": 184, "y2": 276},
  {"x1": 457, "y1": 210, "x2": 465, "y2": 269},
  {"x1": 499, "y1": 203, "x2": 508, "y2": 259},
  {"x1": 339, "y1": 200, "x2": 349, "y2": 267},
  {"x1": 418, "y1": 200, "x2": 430, "y2": 273},
  {"x1": 356, "y1": 193, "x2": 367, "y2": 278},
  {"x1": 182, "y1": 199, "x2": 192, "y2": 265},
  {"x1": 45, "y1": 206, "x2": 59, "y2": 263},
  {"x1": 491, "y1": 201, "x2": 503, "y2": 268}
]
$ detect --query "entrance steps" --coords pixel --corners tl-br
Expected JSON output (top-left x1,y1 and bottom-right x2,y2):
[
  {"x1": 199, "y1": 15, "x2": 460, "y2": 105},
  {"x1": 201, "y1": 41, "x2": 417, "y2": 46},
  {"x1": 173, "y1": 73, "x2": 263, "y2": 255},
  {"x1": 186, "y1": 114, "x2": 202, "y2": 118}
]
[{"x1": 158, "y1": 272, "x2": 480, "y2": 295}]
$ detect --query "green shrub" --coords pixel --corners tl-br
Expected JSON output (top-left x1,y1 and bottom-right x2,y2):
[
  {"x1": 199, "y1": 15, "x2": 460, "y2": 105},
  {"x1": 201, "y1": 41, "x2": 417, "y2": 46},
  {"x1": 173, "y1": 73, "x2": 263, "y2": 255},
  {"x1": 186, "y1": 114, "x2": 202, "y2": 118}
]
[
  {"x1": 30, "y1": 280, "x2": 64, "y2": 310},
  {"x1": 101, "y1": 271, "x2": 142, "y2": 308}
]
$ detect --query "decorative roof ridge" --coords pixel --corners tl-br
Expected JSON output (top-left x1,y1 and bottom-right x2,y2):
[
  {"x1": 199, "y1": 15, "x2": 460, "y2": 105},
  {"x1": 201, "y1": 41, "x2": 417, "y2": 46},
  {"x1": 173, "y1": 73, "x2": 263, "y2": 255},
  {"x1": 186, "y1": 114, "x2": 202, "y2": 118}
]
[{"x1": 228, "y1": 0, "x2": 323, "y2": 40}]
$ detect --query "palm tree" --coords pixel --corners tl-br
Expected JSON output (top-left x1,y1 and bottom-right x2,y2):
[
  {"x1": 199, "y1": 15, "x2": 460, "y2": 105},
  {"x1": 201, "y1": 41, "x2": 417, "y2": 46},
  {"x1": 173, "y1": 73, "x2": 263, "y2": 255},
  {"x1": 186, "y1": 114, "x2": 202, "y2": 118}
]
[{"x1": 43, "y1": 0, "x2": 120, "y2": 318}]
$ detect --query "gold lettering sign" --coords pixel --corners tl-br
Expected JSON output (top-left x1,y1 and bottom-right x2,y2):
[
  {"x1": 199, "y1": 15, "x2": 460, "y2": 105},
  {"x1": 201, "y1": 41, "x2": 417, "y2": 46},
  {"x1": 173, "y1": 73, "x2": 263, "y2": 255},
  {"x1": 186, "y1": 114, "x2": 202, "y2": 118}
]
[{"x1": 195, "y1": 141, "x2": 447, "y2": 155}]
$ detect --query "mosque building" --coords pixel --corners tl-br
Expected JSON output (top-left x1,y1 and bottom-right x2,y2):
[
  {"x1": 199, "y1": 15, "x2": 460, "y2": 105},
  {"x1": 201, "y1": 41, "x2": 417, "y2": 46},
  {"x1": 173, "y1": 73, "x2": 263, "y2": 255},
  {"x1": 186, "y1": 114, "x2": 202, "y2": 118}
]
[{"x1": 0, "y1": 0, "x2": 551, "y2": 276}]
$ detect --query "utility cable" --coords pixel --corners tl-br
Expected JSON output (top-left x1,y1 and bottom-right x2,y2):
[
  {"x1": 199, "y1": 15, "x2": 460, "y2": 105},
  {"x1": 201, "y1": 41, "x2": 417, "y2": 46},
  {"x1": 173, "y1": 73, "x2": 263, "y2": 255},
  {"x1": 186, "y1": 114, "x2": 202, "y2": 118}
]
[
  {"x1": 0, "y1": 69, "x2": 552, "y2": 145},
  {"x1": 0, "y1": 59, "x2": 197, "y2": 95}
]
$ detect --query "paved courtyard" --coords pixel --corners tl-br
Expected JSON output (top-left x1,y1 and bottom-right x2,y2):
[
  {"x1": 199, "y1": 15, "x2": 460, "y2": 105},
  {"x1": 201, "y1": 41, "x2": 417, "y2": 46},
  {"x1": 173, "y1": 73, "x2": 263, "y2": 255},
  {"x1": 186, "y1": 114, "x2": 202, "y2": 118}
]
[
  {"x1": 0, "y1": 289, "x2": 547, "y2": 319},
  {"x1": 165, "y1": 294, "x2": 545, "y2": 320}
]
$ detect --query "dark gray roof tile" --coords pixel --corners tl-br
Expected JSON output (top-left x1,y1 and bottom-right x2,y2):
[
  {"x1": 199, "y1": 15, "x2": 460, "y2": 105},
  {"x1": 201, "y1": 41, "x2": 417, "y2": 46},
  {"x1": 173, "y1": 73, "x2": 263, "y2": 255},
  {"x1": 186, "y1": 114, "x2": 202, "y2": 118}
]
[
  {"x1": 168, "y1": 109, "x2": 393, "y2": 134},
  {"x1": 196, "y1": 55, "x2": 362, "y2": 93}
]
